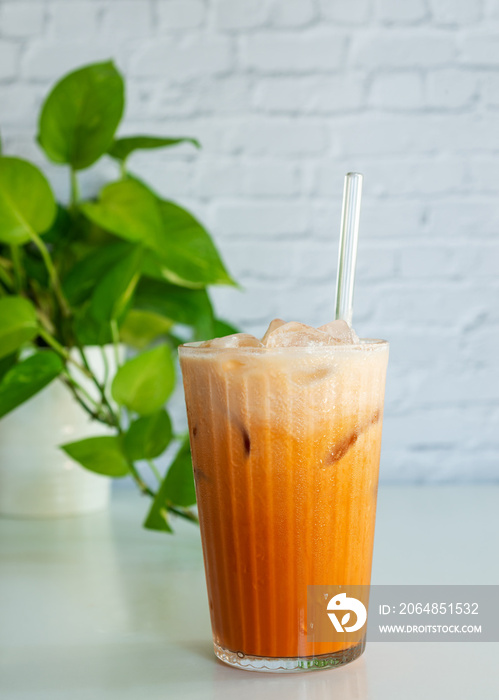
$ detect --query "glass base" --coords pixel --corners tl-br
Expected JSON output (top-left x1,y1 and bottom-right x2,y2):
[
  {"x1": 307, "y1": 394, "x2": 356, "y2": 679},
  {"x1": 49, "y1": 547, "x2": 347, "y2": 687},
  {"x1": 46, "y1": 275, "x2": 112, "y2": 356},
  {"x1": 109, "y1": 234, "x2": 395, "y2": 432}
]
[{"x1": 213, "y1": 639, "x2": 365, "y2": 673}]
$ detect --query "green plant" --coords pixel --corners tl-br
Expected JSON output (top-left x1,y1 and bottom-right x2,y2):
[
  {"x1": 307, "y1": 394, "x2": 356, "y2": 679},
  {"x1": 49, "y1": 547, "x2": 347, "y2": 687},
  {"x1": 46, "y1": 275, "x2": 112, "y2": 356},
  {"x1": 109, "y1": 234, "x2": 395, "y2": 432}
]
[{"x1": 0, "y1": 61, "x2": 238, "y2": 533}]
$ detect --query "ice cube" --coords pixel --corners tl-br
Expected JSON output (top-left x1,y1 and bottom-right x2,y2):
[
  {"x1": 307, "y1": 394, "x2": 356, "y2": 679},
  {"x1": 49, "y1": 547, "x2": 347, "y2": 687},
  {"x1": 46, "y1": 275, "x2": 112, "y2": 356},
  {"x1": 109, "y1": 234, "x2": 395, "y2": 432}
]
[
  {"x1": 264, "y1": 322, "x2": 336, "y2": 348},
  {"x1": 261, "y1": 318, "x2": 287, "y2": 344},
  {"x1": 201, "y1": 333, "x2": 263, "y2": 348},
  {"x1": 318, "y1": 320, "x2": 359, "y2": 344}
]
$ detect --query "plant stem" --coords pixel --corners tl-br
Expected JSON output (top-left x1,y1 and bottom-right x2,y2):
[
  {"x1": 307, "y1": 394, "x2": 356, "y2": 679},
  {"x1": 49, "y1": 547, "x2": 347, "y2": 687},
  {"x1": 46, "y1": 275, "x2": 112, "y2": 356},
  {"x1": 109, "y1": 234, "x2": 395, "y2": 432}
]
[
  {"x1": 0, "y1": 263, "x2": 14, "y2": 292},
  {"x1": 60, "y1": 373, "x2": 113, "y2": 425},
  {"x1": 147, "y1": 459, "x2": 162, "y2": 484},
  {"x1": 38, "y1": 326, "x2": 71, "y2": 359},
  {"x1": 77, "y1": 344, "x2": 102, "y2": 390},
  {"x1": 61, "y1": 367, "x2": 108, "y2": 416},
  {"x1": 110, "y1": 319, "x2": 123, "y2": 423},
  {"x1": 77, "y1": 345, "x2": 92, "y2": 373},
  {"x1": 10, "y1": 245, "x2": 23, "y2": 293},
  {"x1": 100, "y1": 345, "x2": 110, "y2": 388},
  {"x1": 110, "y1": 319, "x2": 121, "y2": 367},
  {"x1": 60, "y1": 376, "x2": 98, "y2": 420},
  {"x1": 168, "y1": 505, "x2": 199, "y2": 524},
  {"x1": 40, "y1": 331, "x2": 118, "y2": 427},
  {"x1": 128, "y1": 462, "x2": 155, "y2": 498},
  {"x1": 28, "y1": 229, "x2": 71, "y2": 317},
  {"x1": 36, "y1": 307, "x2": 56, "y2": 334},
  {"x1": 37, "y1": 326, "x2": 91, "y2": 377},
  {"x1": 76, "y1": 344, "x2": 119, "y2": 425},
  {"x1": 70, "y1": 169, "x2": 80, "y2": 206}
]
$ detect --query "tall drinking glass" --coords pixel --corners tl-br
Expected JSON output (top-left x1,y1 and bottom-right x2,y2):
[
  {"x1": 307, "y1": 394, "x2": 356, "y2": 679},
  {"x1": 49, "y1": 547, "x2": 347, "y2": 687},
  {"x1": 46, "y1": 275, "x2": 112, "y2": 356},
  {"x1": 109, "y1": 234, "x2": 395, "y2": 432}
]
[{"x1": 179, "y1": 338, "x2": 389, "y2": 672}]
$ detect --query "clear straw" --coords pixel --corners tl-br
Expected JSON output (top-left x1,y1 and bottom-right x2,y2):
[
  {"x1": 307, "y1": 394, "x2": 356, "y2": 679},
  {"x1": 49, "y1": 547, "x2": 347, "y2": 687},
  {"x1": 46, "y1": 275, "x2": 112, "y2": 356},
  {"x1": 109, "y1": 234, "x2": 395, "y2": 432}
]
[{"x1": 334, "y1": 172, "x2": 363, "y2": 325}]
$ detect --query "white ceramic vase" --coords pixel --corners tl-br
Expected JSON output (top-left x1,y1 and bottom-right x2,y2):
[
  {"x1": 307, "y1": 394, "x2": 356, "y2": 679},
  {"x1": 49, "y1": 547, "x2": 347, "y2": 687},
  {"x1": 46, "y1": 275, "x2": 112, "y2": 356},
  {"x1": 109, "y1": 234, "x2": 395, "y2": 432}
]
[{"x1": 0, "y1": 345, "x2": 122, "y2": 518}]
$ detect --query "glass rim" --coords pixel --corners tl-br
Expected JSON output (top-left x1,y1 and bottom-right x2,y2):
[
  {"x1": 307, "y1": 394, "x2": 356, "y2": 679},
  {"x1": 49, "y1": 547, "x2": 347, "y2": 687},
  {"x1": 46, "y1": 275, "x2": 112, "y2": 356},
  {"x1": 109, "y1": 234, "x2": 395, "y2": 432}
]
[{"x1": 179, "y1": 338, "x2": 389, "y2": 354}]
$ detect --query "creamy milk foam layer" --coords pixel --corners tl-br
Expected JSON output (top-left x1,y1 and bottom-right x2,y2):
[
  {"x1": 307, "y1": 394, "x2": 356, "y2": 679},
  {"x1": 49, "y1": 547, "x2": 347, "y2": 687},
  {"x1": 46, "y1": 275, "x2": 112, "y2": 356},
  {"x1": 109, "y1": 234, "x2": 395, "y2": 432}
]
[{"x1": 183, "y1": 320, "x2": 387, "y2": 428}]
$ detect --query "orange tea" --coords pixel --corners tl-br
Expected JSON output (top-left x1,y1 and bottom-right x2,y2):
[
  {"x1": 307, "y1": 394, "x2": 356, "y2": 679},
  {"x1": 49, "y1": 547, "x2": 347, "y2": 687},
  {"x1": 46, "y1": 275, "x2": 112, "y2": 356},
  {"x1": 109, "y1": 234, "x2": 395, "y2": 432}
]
[{"x1": 179, "y1": 320, "x2": 389, "y2": 672}]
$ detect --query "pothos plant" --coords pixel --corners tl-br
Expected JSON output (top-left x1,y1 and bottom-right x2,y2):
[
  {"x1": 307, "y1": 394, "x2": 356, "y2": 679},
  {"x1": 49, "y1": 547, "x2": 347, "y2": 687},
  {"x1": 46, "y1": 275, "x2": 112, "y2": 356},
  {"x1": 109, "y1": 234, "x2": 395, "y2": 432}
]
[{"x1": 0, "y1": 61, "x2": 238, "y2": 533}]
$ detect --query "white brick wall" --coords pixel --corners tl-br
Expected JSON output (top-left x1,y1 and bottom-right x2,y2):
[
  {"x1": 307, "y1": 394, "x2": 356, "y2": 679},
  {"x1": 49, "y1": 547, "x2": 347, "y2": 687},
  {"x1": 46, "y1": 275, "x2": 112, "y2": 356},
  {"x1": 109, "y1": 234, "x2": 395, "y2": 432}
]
[{"x1": 0, "y1": 0, "x2": 498, "y2": 482}]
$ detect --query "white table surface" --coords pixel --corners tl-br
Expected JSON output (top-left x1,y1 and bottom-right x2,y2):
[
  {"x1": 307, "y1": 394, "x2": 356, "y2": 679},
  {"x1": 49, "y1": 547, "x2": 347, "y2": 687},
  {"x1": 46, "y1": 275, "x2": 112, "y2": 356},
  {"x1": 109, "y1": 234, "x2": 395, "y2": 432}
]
[{"x1": 1, "y1": 485, "x2": 498, "y2": 700}]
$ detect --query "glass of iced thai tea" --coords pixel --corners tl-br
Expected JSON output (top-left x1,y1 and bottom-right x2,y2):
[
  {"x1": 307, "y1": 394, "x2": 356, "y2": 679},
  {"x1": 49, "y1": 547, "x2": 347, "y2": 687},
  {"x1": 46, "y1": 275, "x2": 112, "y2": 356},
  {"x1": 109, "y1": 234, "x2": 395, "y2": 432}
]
[{"x1": 179, "y1": 319, "x2": 389, "y2": 672}]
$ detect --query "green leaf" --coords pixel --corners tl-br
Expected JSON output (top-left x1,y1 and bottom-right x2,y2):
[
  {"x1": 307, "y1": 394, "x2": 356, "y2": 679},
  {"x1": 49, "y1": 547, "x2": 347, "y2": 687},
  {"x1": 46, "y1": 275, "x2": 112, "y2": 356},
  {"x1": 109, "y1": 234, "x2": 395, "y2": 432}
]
[
  {"x1": 64, "y1": 211, "x2": 120, "y2": 254},
  {"x1": 0, "y1": 157, "x2": 57, "y2": 244},
  {"x1": 60, "y1": 436, "x2": 129, "y2": 477},
  {"x1": 144, "y1": 438, "x2": 196, "y2": 532},
  {"x1": 0, "y1": 296, "x2": 39, "y2": 360},
  {"x1": 73, "y1": 303, "x2": 113, "y2": 347},
  {"x1": 62, "y1": 241, "x2": 132, "y2": 306},
  {"x1": 42, "y1": 204, "x2": 72, "y2": 245},
  {"x1": 37, "y1": 61, "x2": 124, "y2": 170},
  {"x1": 134, "y1": 278, "x2": 214, "y2": 340},
  {"x1": 111, "y1": 344, "x2": 175, "y2": 415},
  {"x1": 163, "y1": 438, "x2": 196, "y2": 507},
  {"x1": 80, "y1": 178, "x2": 163, "y2": 246},
  {"x1": 120, "y1": 309, "x2": 173, "y2": 350},
  {"x1": 0, "y1": 351, "x2": 63, "y2": 419},
  {"x1": 81, "y1": 178, "x2": 235, "y2": 287},
  {"x1": 124, "y1": 409, "x2": 172, "y2": 462},
  {"x1": 143, "y1": 492, "x2": 173, "y2": 533},
  {"x1": 90, "y1": 246, "x2": 143, "y2": 322},
  {"x1": 146, "y1": 200, "x2": 235, "y2": 287},
  {"x1": 0, "y1": 352, "x2": 17, "y2": 383},
  {"x1": 107, "y1": 135, "x2": 200, "y2": 163}
]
